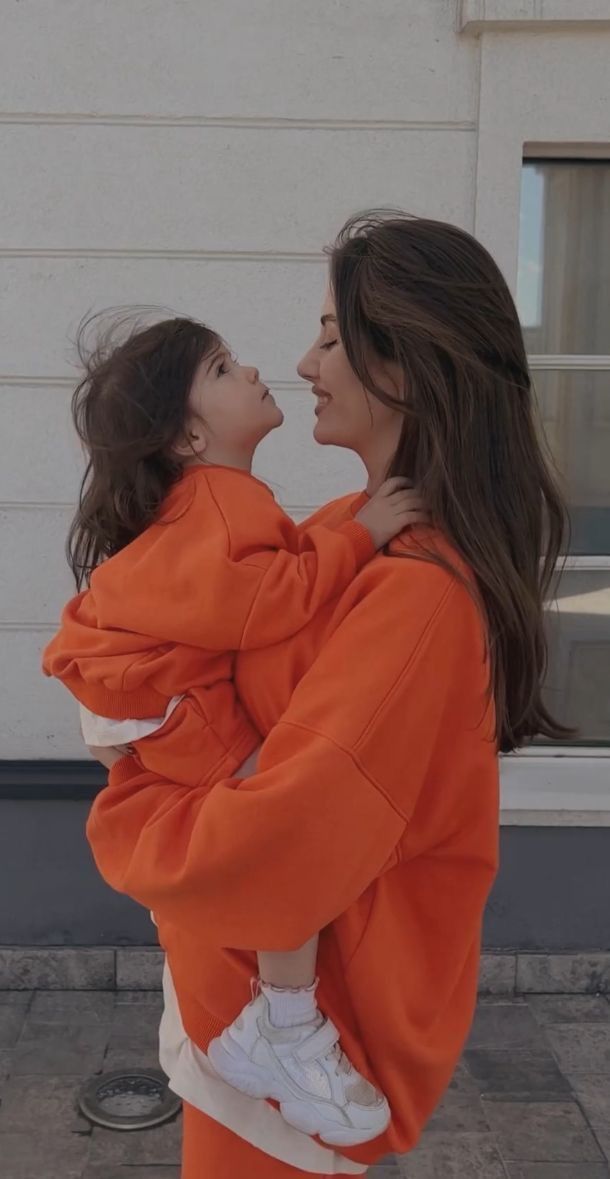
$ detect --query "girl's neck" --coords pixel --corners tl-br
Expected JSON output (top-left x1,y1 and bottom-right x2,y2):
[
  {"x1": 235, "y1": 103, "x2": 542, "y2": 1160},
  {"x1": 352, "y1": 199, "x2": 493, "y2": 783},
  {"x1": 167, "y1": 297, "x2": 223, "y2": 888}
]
[{"x1": 182, "y1": 448, "x2": 254, "y2": 474}]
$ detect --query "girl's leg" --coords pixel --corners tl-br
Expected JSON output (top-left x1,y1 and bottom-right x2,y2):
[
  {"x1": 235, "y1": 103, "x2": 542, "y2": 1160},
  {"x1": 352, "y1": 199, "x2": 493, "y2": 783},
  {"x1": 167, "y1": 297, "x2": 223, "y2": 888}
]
[
  {"x1": 181, "y1": 1102, "x2": 333, "y2": 1179},
  {"x1": 207, "y1": 939, "x2": 390, "y2": 1145},
  {"x1": 258, "y1": 935, "x2": 318, "y2": 989},
  {"x1": 257, "y1": 935, "x2": 320, "y2": 1028}
]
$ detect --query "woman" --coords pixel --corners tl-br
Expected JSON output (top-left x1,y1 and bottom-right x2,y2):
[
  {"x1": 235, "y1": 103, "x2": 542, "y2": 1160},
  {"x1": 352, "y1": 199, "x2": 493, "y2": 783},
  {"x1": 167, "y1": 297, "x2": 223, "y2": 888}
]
[{"x1": 87, "y1": 211, "x2": 568, "y2": 1177}]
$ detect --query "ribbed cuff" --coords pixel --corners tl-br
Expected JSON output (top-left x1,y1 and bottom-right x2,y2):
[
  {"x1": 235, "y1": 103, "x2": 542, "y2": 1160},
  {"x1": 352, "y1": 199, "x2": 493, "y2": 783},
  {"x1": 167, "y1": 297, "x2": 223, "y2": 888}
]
[
  {"x1": 336, "y1": 518, "x2": 377, "y2": 568},
  {"x1": 108, "y1": 755, "x2": 138, "y2": 786},
  {"x1": 82, "y1": 685, "x2": 170, "y2": 720}
]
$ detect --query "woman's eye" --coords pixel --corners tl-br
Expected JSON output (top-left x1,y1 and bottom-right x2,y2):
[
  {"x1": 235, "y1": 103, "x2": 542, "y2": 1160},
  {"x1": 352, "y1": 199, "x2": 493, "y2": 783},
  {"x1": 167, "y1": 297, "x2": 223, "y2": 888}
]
[
  {"x1": 217, "y1": 361, "x2": 228, "y2": 376},
  {"x1": 321, "y1": 340, "x2": 337, "y2": 351}
]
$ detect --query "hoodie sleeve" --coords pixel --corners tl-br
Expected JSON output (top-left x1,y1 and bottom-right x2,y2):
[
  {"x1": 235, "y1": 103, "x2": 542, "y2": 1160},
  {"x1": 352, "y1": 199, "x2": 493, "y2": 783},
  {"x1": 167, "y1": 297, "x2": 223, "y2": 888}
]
[
  {"x1": 86, "y1": 569, "x2": 472, "y2": 951},
  {"x1": 89, "y1": 469, "x2": 375, "y2": 651}
]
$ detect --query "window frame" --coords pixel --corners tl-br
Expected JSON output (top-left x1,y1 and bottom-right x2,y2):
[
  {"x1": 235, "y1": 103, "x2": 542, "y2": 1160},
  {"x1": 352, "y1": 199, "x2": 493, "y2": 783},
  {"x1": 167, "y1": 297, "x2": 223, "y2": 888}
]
[
  {"x1": 523, "y1": 157, "x2": 610, "y2": 742},
  {"x1": 503, "y1": 156, "x2": 610, "y2": 816},
  {"x1": 471, "y1": 68, "x2": 608, "y2": 811},
  {"x1": 462, "y1": 23, "x2": 610, "y2": 814}
]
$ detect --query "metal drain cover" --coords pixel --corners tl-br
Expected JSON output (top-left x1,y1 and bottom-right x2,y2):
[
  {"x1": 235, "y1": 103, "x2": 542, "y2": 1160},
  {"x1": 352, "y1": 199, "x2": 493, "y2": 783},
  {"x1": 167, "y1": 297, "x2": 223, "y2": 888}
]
[{"x1": 79, "y1": 1069, "x2": 182, "y2": 1131}]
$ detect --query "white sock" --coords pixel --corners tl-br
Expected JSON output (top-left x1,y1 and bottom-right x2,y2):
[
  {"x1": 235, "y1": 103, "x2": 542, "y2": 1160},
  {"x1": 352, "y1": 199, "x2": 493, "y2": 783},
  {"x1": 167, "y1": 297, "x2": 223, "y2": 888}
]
[{"x1": 260, "y1": 980, "x2": 320, "y2": 1029}]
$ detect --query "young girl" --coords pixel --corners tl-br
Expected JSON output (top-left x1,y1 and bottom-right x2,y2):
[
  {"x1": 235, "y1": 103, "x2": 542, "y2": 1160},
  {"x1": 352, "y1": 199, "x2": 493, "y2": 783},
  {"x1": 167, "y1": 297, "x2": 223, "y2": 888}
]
[{"x1": 43, "y1": 313, "x2": 426, "y2": 1146}]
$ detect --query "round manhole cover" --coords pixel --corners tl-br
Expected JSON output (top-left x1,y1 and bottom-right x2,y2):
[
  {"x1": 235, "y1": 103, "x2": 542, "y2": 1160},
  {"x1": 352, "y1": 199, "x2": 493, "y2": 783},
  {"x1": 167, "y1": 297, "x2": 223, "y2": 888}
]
[{"x1": 79, "y1": 1069, "x2": 182, "y2": 1131}]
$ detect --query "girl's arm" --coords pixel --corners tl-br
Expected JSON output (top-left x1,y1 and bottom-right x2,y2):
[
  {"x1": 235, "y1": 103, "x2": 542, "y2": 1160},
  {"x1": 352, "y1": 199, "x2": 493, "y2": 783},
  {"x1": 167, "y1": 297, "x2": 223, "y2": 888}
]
[{"x1": 89, "y1": 469, "x2": 424, "y2": 651}]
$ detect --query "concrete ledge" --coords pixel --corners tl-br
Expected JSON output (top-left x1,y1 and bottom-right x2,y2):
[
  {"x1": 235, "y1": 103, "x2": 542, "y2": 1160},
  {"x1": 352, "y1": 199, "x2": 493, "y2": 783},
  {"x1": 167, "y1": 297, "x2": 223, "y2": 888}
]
[
  {"x1": 478, "y1": 953, "x2": 517, "y2": 995},
  {"x1": 2, "y1": 948, "x2": 610, "y2": 994},
  {"x1": 459, "y1": 0, "x2": 610, "y2": 33},
  {"x1": 0, "y1": 947, "x2": 115, "y2": 990},
  {"x1": 115, "y1": 948, "x2": 164, "y2": 991},
  {"x1": 516, "y1": 953, "x2": 610, "y2": 994}
]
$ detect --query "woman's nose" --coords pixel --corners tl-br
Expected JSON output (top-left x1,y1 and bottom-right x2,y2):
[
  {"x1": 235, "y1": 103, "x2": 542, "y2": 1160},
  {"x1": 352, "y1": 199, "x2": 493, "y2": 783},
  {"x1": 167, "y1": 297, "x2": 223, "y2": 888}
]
[
  {"x1": 297, "y1": 346, "x2": 318, "y2": 383},
  {"x1": 245, "y1": 365, "x2": 260, "y2": 383}
]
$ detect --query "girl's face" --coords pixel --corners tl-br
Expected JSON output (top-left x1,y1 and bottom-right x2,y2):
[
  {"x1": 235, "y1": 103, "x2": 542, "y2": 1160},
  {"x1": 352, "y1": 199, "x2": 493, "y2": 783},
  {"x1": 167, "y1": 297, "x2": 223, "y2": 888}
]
[
  {"x1": 182, "y1": 344, "x2": 284, "y2": 466},
  {"x1": 297, "y1": 291, "x2": 404, "y2": 478}
]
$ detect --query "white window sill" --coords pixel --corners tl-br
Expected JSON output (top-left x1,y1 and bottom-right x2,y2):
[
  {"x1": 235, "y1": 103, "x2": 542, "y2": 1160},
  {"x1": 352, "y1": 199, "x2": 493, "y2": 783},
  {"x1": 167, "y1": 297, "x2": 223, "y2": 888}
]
[
  {"x1": 459, "y1": 0, "x2": 610, "y2": 34},
  {"x1": 500, "y1": 750, "x2": 610, "y2": 825}
]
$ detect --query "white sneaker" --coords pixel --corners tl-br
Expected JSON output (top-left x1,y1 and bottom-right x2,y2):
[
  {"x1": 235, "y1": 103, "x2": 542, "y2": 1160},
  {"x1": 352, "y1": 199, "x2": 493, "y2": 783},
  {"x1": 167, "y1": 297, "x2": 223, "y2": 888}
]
[{"x1": 207, "y1": 990, "x2": 390, "y2": 1146}]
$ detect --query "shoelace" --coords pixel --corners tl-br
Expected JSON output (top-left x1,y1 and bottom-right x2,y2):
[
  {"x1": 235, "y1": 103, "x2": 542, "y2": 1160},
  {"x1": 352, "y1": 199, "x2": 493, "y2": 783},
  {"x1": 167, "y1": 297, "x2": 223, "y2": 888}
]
[{"x1": 329, "y1": 1043, "x2": 351, "y2": 1076}]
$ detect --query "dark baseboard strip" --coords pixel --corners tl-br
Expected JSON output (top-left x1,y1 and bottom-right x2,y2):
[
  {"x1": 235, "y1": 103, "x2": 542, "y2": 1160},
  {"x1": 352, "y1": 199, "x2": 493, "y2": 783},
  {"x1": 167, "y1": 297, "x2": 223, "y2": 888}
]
[{"x1": 0, "y1": 760, "x2": 107, "y2": 800}]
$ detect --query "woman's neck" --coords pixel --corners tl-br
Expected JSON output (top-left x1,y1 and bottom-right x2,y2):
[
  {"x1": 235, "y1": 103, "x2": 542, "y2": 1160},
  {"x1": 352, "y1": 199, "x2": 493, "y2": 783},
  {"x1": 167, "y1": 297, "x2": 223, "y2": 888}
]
[
  {"x1": 359, "y1": 426, "x2": 400, "y2": 496},
  {"x1": 362, "y1": 449, "x2": 394, "y2": 497}
]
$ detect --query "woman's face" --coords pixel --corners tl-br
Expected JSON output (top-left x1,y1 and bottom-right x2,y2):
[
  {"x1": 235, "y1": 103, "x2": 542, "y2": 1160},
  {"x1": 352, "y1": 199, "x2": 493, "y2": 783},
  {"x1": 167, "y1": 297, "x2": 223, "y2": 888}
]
[{"x1": 297, "y1": 291, "x2": 404, "y2": 467}]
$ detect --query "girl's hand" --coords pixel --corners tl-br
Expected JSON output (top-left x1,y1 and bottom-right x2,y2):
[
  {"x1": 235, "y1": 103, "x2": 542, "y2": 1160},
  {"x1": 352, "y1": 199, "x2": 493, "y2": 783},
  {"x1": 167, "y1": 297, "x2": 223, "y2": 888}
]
[
  {"x1": 356, "y1": 478, "x2": 429, "y2": 550},
  {"x1": 88, "y1": 744, "x2": 128, "y2": 770}
]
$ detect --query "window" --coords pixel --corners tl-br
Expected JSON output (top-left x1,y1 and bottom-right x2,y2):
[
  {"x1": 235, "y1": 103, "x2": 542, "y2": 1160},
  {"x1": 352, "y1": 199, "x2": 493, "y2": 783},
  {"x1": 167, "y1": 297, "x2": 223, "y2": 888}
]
[{"x1": 517, "y1": 159, "x2": 610, "y2": 745}]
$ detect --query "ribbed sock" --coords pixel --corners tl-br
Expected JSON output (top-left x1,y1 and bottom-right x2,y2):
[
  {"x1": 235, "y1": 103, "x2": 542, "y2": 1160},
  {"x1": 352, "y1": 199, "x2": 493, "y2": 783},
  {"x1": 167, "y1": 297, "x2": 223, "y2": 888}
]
[{"x1": 260, "y1": 980, "x2": 319, "y2": 1028}]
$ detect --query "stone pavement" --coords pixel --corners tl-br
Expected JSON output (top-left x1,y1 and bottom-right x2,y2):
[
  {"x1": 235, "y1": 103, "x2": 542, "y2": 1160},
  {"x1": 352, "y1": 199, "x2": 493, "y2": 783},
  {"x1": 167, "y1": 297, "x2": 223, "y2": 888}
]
[{"x1": 1, "y1": 990, "x2": 610, "y2": 1178}]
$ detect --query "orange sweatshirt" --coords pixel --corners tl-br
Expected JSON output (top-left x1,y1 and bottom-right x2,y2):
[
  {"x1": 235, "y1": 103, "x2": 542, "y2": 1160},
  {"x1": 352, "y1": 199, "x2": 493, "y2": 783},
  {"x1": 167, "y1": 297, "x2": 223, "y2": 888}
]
[
  {"x1": 86, "y1": 491, "x2": 500, "y2": 1167},
  {"x1": 43, "y1": 466, "x2": 375, "y2": 784}
]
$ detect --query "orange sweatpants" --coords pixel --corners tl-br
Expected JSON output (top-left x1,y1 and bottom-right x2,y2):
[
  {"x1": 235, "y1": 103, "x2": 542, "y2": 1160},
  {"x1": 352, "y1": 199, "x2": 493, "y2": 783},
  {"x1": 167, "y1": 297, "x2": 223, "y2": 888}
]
[{"x1": 181, "y1": 1102, "x2": 335, "y2": 1178}]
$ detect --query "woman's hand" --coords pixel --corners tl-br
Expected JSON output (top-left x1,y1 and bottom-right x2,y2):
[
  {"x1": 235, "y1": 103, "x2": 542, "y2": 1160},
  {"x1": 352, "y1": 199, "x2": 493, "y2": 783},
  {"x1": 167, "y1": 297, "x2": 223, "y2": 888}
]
[{"x1": 88, "y1": 744, "x2": 128, "y2": 770}]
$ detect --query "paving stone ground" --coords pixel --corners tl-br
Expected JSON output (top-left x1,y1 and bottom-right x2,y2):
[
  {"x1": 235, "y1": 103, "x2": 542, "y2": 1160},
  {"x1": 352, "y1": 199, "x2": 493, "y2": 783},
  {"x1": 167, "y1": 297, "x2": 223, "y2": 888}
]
[{"x1": 1, "y1": 990, "x2": 610, "y2": 1178}]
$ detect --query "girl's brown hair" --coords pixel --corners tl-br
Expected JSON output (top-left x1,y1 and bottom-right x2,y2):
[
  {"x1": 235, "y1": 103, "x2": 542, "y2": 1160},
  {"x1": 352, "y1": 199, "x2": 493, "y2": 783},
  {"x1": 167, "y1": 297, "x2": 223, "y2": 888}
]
[
  {"x1": 328, "y1": 211, "x2": 571, "y2": 752},
  {"x1": 68, "y1": 312, "x2": 220, "y2": 589}
]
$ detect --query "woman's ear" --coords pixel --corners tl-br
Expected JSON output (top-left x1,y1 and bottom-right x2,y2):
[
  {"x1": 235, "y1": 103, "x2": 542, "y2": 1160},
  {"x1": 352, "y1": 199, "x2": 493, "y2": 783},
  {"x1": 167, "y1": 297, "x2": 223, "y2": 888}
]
[{"x1": 378, "y1": 359, "x2": 407, "y2": 402}]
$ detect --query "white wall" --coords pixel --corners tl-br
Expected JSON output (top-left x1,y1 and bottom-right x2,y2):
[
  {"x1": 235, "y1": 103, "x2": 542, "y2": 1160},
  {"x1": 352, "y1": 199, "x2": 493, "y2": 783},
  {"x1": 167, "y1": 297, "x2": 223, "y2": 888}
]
[
  {"x1": 0, "y1": 2, "x2": 607, "y2": 758},
  {"x1": 0, "y1": 1, "x2": 477, "y2": 757}
]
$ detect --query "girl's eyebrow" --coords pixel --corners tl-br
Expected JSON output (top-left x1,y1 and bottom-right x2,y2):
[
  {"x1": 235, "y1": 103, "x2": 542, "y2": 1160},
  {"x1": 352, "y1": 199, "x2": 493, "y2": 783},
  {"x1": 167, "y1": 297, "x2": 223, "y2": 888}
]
[
  {"x1": 320, "y1": 314, "x2": 336, "y2": 326},
  {"x1": 205, "y1": 348, "x2": 226, "y2": 373}
]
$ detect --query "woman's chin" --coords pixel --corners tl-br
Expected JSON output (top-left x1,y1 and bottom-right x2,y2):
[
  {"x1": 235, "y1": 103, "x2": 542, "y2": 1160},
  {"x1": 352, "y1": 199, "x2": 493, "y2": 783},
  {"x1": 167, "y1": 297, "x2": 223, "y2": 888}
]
[{"x1": 313, "y1": 416, "x2": 336, "y2": 445}]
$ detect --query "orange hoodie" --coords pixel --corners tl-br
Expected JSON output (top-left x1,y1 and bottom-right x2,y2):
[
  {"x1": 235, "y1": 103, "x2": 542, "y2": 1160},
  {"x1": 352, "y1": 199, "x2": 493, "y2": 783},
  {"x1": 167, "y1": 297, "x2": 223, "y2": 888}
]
[
  {"x1": 86, "y1": 491, "x2": 500, "y2": 1167},
  {"x1": 43, "y1": 466, "x2": 375, "y2": 784}
]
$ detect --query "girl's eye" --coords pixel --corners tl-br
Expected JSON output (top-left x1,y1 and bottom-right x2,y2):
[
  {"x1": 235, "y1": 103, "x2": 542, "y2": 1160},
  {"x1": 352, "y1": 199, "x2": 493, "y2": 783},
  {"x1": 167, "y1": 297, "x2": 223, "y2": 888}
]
[
  {"x1": 321, "y1": 340, "x2": 337, "y2": 351},
  {"x1": 218, "y1": 351, "x2": 237, "y2": 375}
]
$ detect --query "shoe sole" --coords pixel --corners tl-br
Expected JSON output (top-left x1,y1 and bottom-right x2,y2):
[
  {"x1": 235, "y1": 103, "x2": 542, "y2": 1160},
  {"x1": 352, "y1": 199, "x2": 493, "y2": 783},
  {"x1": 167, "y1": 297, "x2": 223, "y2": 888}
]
[{"x1": 207, "y1": 1034, "x2": 390, "y2": 1147}]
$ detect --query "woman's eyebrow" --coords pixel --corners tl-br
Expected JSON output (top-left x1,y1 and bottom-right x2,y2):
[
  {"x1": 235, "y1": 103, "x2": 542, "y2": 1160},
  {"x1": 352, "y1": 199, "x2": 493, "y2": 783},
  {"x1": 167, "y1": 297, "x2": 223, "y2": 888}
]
[{"x1": 320, "y1": 314, "x2": 336, "y2": 326}]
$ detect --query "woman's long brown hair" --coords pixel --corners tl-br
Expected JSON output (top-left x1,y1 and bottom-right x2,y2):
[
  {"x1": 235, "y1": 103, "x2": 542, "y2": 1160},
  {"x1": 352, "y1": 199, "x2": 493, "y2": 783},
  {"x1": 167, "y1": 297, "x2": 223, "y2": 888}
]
[
  {"x1": 68, "y1": 312, "x2": 221, "y2": 589},
  {"x1": 328, "y1": 212, "x2": 571, "y2": 752}
]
